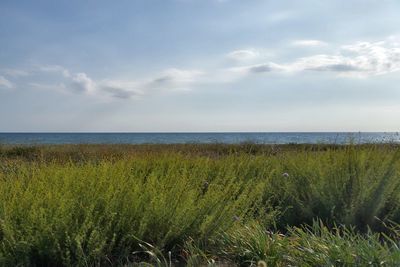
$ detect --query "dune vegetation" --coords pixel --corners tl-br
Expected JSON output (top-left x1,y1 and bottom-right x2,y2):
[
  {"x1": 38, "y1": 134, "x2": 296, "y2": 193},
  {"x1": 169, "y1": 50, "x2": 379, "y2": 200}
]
[{"x1": 1, "y1": 143, "x2": 400, "y2": 266}]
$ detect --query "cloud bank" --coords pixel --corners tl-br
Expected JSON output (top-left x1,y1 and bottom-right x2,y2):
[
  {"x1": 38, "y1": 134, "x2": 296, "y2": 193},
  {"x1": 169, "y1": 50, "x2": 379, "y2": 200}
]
[
  {"x1": 22, "y1": 66, "x2": 204, "y2": 99},
  {"x1": 3, "y1": 37, "x2": 400, "y2": 99},
  {"x1": 232, "y1": 39, "x2": 400, "y2": 77}
]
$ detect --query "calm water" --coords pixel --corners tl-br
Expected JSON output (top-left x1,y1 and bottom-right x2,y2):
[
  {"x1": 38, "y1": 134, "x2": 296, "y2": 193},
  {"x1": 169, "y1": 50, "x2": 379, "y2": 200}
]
[{"x1": 0, "y1": 132, "x2": 399, "y2": 145}]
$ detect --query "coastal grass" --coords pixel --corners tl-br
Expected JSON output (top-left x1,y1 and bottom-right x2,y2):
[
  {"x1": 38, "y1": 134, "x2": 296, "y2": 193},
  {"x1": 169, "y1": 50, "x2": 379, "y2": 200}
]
[{"x1": 1, "y1": 143, "x2": 400, "y2": 266}]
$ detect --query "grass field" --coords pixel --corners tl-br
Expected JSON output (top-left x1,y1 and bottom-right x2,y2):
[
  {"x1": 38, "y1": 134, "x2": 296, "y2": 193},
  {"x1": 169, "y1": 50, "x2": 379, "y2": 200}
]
[{"x1": 1, "y1": 143, "x2": 400, "y2": 266}]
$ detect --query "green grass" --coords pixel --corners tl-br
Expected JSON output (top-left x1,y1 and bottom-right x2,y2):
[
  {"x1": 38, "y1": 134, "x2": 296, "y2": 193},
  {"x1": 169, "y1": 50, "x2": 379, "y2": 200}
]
[
  {"x1": 209, "y1": 220, "x2": 400, "y2": 266},
  {"x1": 0, "y1": 143, "x2": 400, "y2": 266}
]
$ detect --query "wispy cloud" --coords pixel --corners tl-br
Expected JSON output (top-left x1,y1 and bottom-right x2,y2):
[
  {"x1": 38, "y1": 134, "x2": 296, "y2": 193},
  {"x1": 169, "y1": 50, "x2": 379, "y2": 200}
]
[
  {"x1": 99, "y1": 80, "x2": 143, "y2": 99},
  {"x1": 291, "y1": 55, "x2": 361, "y2": 73},
  {"x1": 152, "y1": 68, "x2": 203, "y2": 84},
  {"x1": 292, "y1": 39, "x2": 327, "y2": 47},
  {"x1": 8, "y1": 37, "x2": 400, "y2": 99},
  {"x1": 99, "y1": 68, "x2": 204, "y2": 98},
  {"x1": 226, "y1": 49, "x2": 259, "y2": 61},
  {"x1": 38, "y1": 65, "x2": 71, "y2": 77},
  {"x1": 26, "y1": 66, "x2": 204, "y2": 99},
  {"x1": 228, "y1": 62, "x2": 285, "y2": 75},
  {"x1": 0, "y1": 76, "x2": 13, "y2": 89},
  {"x1": 292, "y1": 40, "x2": 400, "y2": 76},
  {"x1": 340, "y1": 41, "x2": 400, "y2": 75},
  {"x1": 232, "y1": 39, "x2": 400, "y2": 77}
]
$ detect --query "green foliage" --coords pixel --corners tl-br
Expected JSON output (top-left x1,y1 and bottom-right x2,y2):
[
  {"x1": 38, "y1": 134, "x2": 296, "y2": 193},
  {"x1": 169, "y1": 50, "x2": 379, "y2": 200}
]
[
  {"x1": 211, "y1": 220, "x2": 400, "y2": 266},
  {"x1": 0, "y1": 144, "x2": 400, "y2": 266},
  {"x1": 266, "y1": 145, "x2": 400, "y2": 231},
  {"x1": 0, "y1": 151, "x2": 266, "y2": 266}
]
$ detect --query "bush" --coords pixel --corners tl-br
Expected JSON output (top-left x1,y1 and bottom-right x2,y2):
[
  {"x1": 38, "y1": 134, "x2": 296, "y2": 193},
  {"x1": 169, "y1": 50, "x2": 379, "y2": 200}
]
[{"x1": 0, "y1": 144, "x2": 400, "y2": 266}]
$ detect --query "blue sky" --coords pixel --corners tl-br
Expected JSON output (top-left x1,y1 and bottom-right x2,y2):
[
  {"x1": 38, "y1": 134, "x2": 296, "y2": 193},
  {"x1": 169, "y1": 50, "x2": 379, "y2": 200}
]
[{"x1": 1, "y1": 0, "x2": 400, "y2": 132}]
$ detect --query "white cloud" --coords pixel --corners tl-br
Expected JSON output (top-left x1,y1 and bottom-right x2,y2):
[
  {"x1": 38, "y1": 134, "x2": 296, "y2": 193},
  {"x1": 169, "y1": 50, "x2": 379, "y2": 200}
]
[
  {"x1": 99, "y1": 79, "x2": 143, "y2": 99},
  {"x1": 289, "y1": 40, "x2": 400, "y2": 76},
  {"x1": 153, "y1": 68, "x2": 204, "y2": 84},
  {"x1": 232, "y1": 39, "x2": 400, "y2": 77},
  {"x1": 0, "y1": 76, "x2": 13, "y2": 89},
  {"x1": 227, "y1": 49, "x2": 259, "y2": 61},
  {"x1": 29, "y1": 65, "x2": 204, "y2": 99},
  {"x1": 97, "y1": 68, "x2": 203, "y2": 98},
  {"x1": 292, "y1": 39, "x2": 327, "y2": 47},
  {"x1": 291, "y1": 54, "x2": 361, "y2": 73},
  {"x1": 42, "y1": 70, "x2": 142, "y2": 98},
  {"x1": 339, "y1": 41, "x2": 400, "y2": 75},
  {"x1": 228, "y1": 62, "x2": 285, "y2": 75},
  {"x1": 71, "y1": 72, "x2": 96, "y2": 93},
  {"x1": 16, "y1": 37, "x2": 400, "y2": 100}
]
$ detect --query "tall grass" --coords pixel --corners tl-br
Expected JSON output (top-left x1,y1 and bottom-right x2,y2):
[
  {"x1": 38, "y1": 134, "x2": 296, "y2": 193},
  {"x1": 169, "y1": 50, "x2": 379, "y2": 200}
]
[
  {"x1": 265, "y1": 144, "x2": 400, "y2": 231},
  {"x1": 0, "y1": 144, "x2": 400, "y2": 266},
  {"x1": 0, "y1": 153, "x2": 266, "y2": 266},
  {"x1": 211, "y1": 220, "x2": 400, "y2": 266}
]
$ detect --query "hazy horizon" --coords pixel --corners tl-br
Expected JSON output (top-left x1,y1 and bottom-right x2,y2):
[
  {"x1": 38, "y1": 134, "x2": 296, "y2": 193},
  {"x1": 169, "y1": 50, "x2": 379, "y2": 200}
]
[
  {"x1": 0, "y1": 131, "x2": 399, "y2": 133},
  {"x1": 1, "y1": 0, "x2": 400, "y2": 132}
]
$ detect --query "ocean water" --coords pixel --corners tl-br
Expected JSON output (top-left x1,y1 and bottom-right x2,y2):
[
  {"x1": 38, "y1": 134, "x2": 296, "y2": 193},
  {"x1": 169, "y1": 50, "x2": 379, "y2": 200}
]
[{"x1": 0, "y1": 132, "x2": 399, "y2": 145}]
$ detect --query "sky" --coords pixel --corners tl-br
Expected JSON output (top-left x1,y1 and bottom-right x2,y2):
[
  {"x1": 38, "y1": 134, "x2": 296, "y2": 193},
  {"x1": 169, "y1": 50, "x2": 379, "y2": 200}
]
[{"x1": 1, "y1": 0, "x2": 400, "y2": 132}]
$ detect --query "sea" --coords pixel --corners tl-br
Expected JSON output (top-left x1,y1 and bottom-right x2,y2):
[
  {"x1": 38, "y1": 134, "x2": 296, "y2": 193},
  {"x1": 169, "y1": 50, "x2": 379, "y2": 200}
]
[{"x1": 0, "y1": 132, "x2": 399, "y2": 145}]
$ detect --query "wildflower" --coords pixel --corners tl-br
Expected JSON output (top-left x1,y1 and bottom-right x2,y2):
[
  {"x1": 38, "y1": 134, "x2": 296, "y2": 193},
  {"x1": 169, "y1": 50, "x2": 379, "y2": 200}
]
[{"x1": 282, "y1": 172, "x2": 289, "y2": 178}]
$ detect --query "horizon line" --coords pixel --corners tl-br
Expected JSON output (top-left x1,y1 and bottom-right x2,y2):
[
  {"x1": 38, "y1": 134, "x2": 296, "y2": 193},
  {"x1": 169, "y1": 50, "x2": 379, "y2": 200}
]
[{"x1": 0, "y1": 131, "x2": 398, "y2": 134}]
